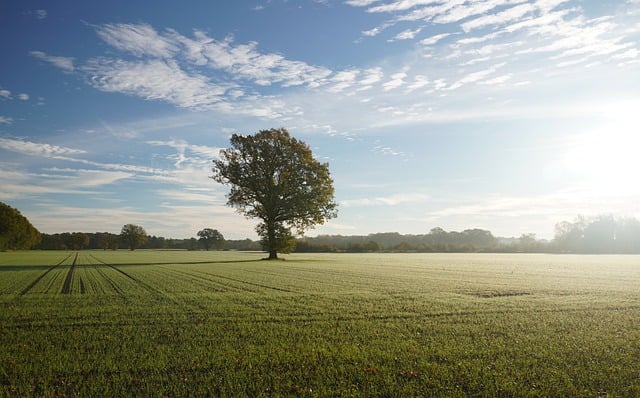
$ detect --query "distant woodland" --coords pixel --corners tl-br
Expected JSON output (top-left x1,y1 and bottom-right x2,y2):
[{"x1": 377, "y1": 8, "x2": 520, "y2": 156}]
[
  {"x1": 2, "y1": 202, "x2": 640, "y2": 254},
  {"x1": 297, "y1": 215, "x2": 640, "y2": 254}
]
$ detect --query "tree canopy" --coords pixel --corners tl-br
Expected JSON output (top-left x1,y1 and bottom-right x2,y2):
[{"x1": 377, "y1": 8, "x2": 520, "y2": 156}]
[
  {"x1": 212, "y1": 128, "x2": 337, "y2": 259},
  {"x1": 197, "y1": 228, "x2": 225, "y2": 250},
  {"x1": 120, "y1": 224, "x2": 147, "y2": 251},
  {"x1": 0, "y1": 202, "x2": 41, "y2": 250}
]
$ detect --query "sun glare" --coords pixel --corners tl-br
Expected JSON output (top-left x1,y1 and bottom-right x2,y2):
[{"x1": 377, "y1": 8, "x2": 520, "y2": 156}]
[{"x1": 564, "y1": 100, "x2": 640, "y2": 194}]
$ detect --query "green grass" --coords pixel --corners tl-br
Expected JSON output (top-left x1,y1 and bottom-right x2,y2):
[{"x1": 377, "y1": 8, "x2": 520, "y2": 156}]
[{"x1": 1, "y1": 251, "x2": 640, "y2": 397}]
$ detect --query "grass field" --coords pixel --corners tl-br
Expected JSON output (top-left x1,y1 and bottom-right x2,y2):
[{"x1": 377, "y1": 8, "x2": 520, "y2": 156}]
[{"x1": 1, "y1": 251, "x2": 639, "y2": 397}]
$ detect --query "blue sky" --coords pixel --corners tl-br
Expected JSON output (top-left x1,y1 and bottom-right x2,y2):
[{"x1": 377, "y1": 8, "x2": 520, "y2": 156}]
[{"x1": 1, "y1": 0, "x2": 639, "y2": 240}]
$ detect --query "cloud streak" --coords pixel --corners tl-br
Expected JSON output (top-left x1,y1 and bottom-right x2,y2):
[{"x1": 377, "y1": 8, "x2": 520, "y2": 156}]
[
  {"x1": 30, "y1": 51, "x2": 75, "y2": 72},
  {"x1": 84, "y1": 58, "x2": 228, "y2": 110},
  {"x1": 341, "y1": 192, "x2": 430, "y2": 207},
  {"x1": 0, "y1": 137, "x2": 86, "y2": 157}
]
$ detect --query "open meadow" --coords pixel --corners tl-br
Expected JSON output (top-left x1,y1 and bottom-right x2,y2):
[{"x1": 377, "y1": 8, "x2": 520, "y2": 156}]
[{"x1": 1, "y1": 251, "x2": 639, "y2": 397}]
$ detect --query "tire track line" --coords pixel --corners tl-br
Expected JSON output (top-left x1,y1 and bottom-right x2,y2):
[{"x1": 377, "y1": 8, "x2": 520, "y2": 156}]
[
  {"x1": 61, "y1": 252, "x2": 79, "y2": 294},
  {"x1": 89, "y1": 255, "x2": 180, "y2": 304},
  {"x1": 19, "y1": 253, "x2": 74, "y2": 296}
]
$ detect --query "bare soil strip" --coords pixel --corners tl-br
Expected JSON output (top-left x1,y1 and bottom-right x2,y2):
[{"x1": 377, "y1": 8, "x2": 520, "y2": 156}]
[
  {"x1": 61, "y1": 252, "x2": 79, "y2": 294},
  {"x1": 19, "y1": 253, "x2": 74, "y2": 295}
]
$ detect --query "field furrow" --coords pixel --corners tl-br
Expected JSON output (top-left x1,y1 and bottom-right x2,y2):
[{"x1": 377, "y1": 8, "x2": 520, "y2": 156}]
[
  {"x1": 150, "y1": 266, "x2": 233, "y2": 293},
  {"x1": 60, "y1": 252, "x2": 79, "y2": 294},
  {"x1": 16, "y1": 252, "x2": 74, "y2": 296}
]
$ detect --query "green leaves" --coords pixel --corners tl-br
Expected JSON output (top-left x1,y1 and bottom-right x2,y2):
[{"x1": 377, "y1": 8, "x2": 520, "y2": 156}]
[
  {"x1": 212, "y1": 128, "x2": 337, "y2": 258},
  {"x1": 197, "y1": 228, "x2": 225, "y2": 250},
  {"x1": 120, "y1": 224, "x2": 147, "y2": 251},
  {"x1": 0, "y1": 202, "x2": 41, "y2": 250}
]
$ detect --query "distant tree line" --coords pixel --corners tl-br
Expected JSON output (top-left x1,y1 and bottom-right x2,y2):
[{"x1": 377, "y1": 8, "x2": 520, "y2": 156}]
[
  {"x1": 17, "y1": 218, "x2": 640, "y2": 254},
  {"x1": 552, "y1": 215, "x2": 640, "y2": 254},
  {"x1": 3, "y1": 198, "x2": 640, "y2": 254},
  {"x1": 36, "y1": 226, "x2": 261, "y2": 251},
  {"x1": 296, "y1": 216, "x2": 640, "y2": 254},
  {"x1": 296, "y1": 228, "x2": 510, "y2": 253}
]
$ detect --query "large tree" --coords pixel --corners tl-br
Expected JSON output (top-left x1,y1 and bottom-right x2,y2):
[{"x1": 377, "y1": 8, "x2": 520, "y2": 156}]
[
  {"x1": 0, "y1": 202, "x2": 41, "y2": 250},
  {"x1": 120, "y1": 224, "x2": 147, "y2": 251},
  {"x1": 212, "y1": 128, "x2": 337, "y2": 259},
  {"x1": 197, "y1": 228, "x2": 225, "y2": 250}
]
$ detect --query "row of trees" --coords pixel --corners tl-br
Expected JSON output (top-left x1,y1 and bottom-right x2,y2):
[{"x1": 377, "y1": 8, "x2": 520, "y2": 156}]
[
  {"x1": 4, "y1": 210, "x2": 640, "y2": 254},
  {"x1": 554, "y1": 215, "x2": 640, "y2": 254},
  {"x1": 296, "y1": 229, "x2": 502, "y2": 253},
  {"x1": 295, "y1": 216, "x2": 640, "y2": 254},
  {"x1": 39, "y1": 225, "x2": 149, "y2": 251},
  {"x1": 38, "y1": 225, "x2": 231, "y2": 251},
  {"x1": 27, "y1": 216, "x2": 640, "y2": 254}
]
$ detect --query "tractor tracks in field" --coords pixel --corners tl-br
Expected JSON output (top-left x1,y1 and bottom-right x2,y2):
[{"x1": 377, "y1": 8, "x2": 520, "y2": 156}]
[
  {"x1": 61, "y1": 252, "x2": 80, "y2": 294},
  {"x1": 88, "y1": 255, "x2": 180, "y2": 305},
  {"x1": 156, "y1": 264, "x2": 296, "y2": 294},
  {"x1": 19, "y1": 252, "x2": 75, "y2": 296}
]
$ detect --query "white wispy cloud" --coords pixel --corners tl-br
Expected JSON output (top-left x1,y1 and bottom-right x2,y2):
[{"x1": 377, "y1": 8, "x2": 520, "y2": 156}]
[
  {"x1": 156, "y1": 189, "x2": 221, "y2": 204},
  {"x1": 345, "y1": 0, "x2": 381, "y2": 6},
  {"x1": 0, "y1": 89, "x2": 11, "y2": 99},
  {"x1": 447, "y1": 62, "x2": 506, "y2": 90},
  {"x1": 146, "y1": 139, "x2": 222, "y2": 168},
  {"x1": 461, "y1": 3, "x2": 536, "y2": 32},
  {"x1": 0, "y1": 137, "x2": 168, "y2": 178},
  {"x1": 367, "y1": 0, "x2": 441, "y2": 13},
  {"x1": 405, "y1": 75, "x2": 430, "y2": 91},
  {"x1": 358, "y1": 67, "x2": 385, "y2": 89},
  {"x1": 479, "y1": 73, "x2": 513, "y2": 85},
  {"x1": 0, "y1": 137, "x2": 86, "y2": 157},
  {"x1": 0, "y1": 182, "x2": 97, "y2": 200},
  {"x1": 371, "y1": 142, "x2": 410, "y2": 158},
  {"x1": 383, "y1": 71, "x2": 408, "y2": 91},
  {"x1": 420, "y1": 32, "x2": 451, "y2": 45},
  {"x1": 0, "y1": 163, "x2": 133, "y2": 201},
  {"x1": 432, "y1": 1, "x2": 528, "y2": 25},
  {"x1": 83, "y1": 58, "x2": 228, "y2": 110},
  {"x1": 96, "y1": 23, "x2": 179, "y2": 58},
  {"x1": 30, "y1": 51, "x2": 75, "y2": 72},
  {"x1": 392, "y1": 27, "x2": 423, "y2": 41},
  {"x1": 195, "y1": 37, "x2": 333, "y2": 87},
  {"x1": 28, "y1": 23, "x2": 337, "y2": 118},
  {"x1": 341, "y1": 192, "x2": 431, "y2": 207},
  {"x1": 29, "y1": 6, "x2": 640, "y2": 134},
  {"x1": 346, "y1": 0, "x2": 638, "y2": 79},
  {"x1": 0, "y1": 116, "x2": 13, "y2": 125},
  {"x1": 70, "y1": 157, "x2": 166, "y2": 176},
  {"x1": 95, "y1": 23, "x2": 333, "y2": 88},
  {"x1": 44, "y1": 168, "x2": 134, "y2": 187},
  {"x1": 328, "y1": 70, "x2": 360, "y2": 93}
]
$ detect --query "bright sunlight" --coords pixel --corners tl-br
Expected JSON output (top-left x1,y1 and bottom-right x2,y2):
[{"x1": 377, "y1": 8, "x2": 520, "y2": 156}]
[{"x1": 564, "y1": 100, "x2": 640, "y2": 195}]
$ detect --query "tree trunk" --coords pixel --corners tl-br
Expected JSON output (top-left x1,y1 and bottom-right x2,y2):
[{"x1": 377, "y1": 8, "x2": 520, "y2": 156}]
[{"x1": 266, "y1": 218, "x2": 278, "y2": 260}]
